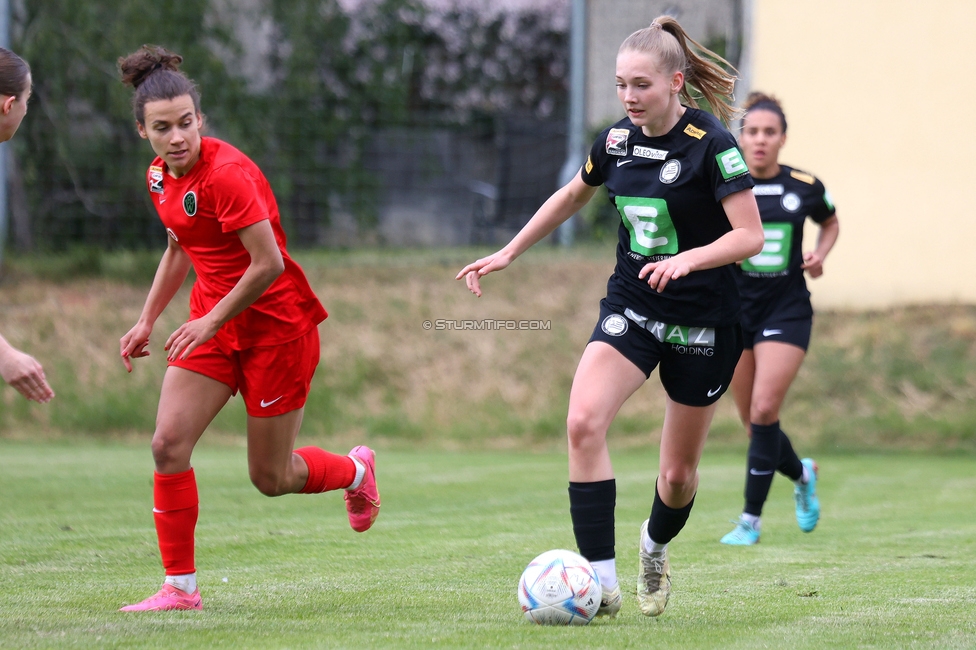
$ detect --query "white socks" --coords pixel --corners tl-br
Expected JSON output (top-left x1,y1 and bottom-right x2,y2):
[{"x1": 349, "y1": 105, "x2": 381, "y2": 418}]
[
  {"x1": 590, "y1": 559, "x2": 618, "y2": 590},
  {"x1": 741, "y1": 513, "x2": 761, "y2": 531},
  {"x1": 165, "y1": 572, "x2": 197, "y2": 594},
  {"x1": 798, "y1": 464, "x2": 812, "y2": 486},
  {"x1": 347, "y1": 457, "x2": 366, "y2": 490},
  {"x1": 642, "y1": 530, "x2": 668, "y2": 555}
]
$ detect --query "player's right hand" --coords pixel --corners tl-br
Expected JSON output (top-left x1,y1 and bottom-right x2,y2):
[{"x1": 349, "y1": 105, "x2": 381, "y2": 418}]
[
  {"x1": 120, "y1": 322, "x2": 153, "y2": 373},
  {"x1": 455, "y1": 251, "x2": 513, "y2": 297},
  {"x1": 0, "y1": 348, "x2": 54, "y2": 402}
]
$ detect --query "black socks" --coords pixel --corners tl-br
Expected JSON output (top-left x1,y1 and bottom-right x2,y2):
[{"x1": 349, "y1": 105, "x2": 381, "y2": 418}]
[
  {"x1": 647, "y1": 483, "x2": 695, "y2": 545},
  {"x1": 568, "y1": 479, "x2": 616, "y2": 561}
]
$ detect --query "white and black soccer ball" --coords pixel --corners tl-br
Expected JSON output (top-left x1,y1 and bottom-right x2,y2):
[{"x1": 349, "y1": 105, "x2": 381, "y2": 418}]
[{"x1": 517, "y1": 549, "x2": 601, "y2": 625}]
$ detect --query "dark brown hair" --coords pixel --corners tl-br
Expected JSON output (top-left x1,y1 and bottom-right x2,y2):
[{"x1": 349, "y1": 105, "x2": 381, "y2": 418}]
[
  {"x1": 0, "y1": 47, "x2": 31, "y2": 98},
  {"x1": 118, "y1": 45, "x2": 200, "y2": 124},
  {"x1": 742, "y1": 91, "x2": 787, "y2": 133},
  {"x1": 619, "y1": 15, "x2": 739, "y2": 125}
]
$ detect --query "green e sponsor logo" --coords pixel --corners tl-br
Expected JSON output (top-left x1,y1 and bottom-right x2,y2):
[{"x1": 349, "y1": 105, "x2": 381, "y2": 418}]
[
  {"x1": 717, "y1": 147, "x2": 747, "y2": 179},
  {"x1": 614, "y1": 196, "x2": 679, "y2": 257},
  {"x1": 741, "y1": 223, "x2": 793, "y2": 273}
]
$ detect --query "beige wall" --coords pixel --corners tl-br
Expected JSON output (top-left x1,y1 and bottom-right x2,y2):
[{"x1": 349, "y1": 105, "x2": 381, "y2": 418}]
[{"x1": 750, "y1": 0, "x2": 976, "y2": 308}]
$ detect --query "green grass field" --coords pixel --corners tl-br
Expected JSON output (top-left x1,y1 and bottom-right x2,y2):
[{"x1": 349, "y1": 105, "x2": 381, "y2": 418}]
[{"x1": 1, "y1": 439, "x2": 974, "y2": 649}]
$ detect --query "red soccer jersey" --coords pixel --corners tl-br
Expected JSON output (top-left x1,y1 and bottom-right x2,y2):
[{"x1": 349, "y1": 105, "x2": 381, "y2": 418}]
[{"x1": 146, "y1": 137, "x2": 327, "y2": 350}]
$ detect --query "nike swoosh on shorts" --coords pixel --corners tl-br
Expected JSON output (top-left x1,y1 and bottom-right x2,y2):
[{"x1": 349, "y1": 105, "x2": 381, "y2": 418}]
[
  {"x1": 762, "y1": 329, "x2": 782, "y2": 337},
  {"x1": 260, "y1": 396, "x2": 284, "y2": 408}
]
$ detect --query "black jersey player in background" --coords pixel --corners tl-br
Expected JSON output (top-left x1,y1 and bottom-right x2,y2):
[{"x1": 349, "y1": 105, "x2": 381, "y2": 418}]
[
  {"x1": 457, "y1": 17, "x2": 763, "y2": 618},
  {"x1": 719, "y1": 92, "x2": 839, "y2": 546}
]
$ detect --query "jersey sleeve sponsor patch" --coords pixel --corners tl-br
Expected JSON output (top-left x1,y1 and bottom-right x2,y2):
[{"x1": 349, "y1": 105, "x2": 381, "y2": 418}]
[
  {"x1": 683, "y1": 124, "x2": 707, "y2": 140},
  {"x1": 716, "y1": 147, "x2": 748, "y2": 180},
  {"x1": 606, "y1": 128, "x2": 629, "y2": 156},
  {"x1": 823, "y1": 190, "x2": 835, "y2": 211}
]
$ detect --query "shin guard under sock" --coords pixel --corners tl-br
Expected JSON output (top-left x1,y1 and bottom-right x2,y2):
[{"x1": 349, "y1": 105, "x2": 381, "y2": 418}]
[
  {"x1": 776, "y1": 427, "x2": 804, "y2": 482},
  {"x1": 647, "y1": 483, "x2": 695, "y2": 545},
  {"x1": 294, "y1": 446, "x2": 356, "y2": 493},
  {"x1": 568, "y1": 479, "x2": 616, "y2": 562},
  {"x1": 153, "y1": 469, "x2": 198, "y2": 576},
  {"x1": 744, "y1": 422, "x2": 781, "y2": 516}
]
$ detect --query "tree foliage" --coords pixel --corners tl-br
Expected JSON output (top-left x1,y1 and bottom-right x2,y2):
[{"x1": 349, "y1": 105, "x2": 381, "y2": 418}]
[{"x1": 11, "y1": 0, "x2": 568, "y2": 250}]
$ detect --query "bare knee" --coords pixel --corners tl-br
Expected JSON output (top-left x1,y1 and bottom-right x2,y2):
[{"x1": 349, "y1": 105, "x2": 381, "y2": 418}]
[
  {"x1": 659, "y1": 466, "x2": 697, "y2": 494},
  {"x1": 150, "y1": 430, "x2": 193, "y2": 473},
  {"x1": 566, "y1": 409, "x2": 608, "y2": 453},
  {"x1": 249, "y1": 467, "x2": 291, "y2": 497},
  {"x1": 749, "y1": 396, "x2": 781, "y2": 425}
]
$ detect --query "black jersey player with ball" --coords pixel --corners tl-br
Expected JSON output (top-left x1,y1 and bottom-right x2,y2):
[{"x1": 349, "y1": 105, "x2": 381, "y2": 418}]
[{"x1": 458, "y1": 17, "x2": 763, "y2": 618}]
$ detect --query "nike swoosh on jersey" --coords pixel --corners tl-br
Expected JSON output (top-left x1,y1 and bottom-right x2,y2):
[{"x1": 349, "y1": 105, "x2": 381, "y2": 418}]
[
  {"x1": 159, "y1": 199, "x2": 166, "y2": 204},
  {"x1": 749, "y1": 469, "x2": 775, "y2": 476},
  {"x1": 260, "y1": 396, "x2": 284, "y2": 408},
  {"x1": 616, "y1": 159, "x2": 633, "y2": 167},
  {"x1": 706, "y1": 385, "x2": 722, "y2": 397},
  {"x1": 762, "y1": 329, "x2": 783, "y2": 337}
]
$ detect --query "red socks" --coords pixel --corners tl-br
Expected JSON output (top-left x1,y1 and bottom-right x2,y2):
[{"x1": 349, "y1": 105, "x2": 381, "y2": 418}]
[
  {"x1": 294, "y1": 446, "x2": 355, "y2": 493},
  {"x1": 153, "y1": 469, "x2": 198, "y2": 576},
  {"x1": 151, "y1": 451, "x2": 351, "y2": 575}
]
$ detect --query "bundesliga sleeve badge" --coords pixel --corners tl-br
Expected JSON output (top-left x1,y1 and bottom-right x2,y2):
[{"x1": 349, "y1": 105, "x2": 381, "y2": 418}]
[{"x1": 606, "y1": 128, "x2": 629, "y2": 156}]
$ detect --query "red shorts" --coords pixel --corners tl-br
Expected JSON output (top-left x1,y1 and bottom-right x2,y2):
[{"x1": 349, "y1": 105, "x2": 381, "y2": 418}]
[{"x1": 169, "y1": 326, "x2": 320, "y2": 417}]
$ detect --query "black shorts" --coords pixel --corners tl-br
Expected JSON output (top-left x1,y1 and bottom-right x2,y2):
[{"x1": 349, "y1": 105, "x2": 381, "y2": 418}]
[
  {"x1": 588, "y1": 300, "x2": 744, "y2": 407},
  {"x1": 742, "y1": 317, "x2": 812, "y2": 351}
]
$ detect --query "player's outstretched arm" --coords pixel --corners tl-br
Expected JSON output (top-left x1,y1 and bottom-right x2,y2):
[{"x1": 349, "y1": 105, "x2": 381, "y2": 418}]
[
  {"x1": 0, "y1": 335, "x2": 54, "y2": 402},
  {"x1": 120, "y1": 237, "x2": 192, "y2": 372},
  {"x1": 457, "y1": 174, "x2": 598, "y2": 296},
  {"x1": 801, "y1": 214, "x2": 839, "y2": 279}
]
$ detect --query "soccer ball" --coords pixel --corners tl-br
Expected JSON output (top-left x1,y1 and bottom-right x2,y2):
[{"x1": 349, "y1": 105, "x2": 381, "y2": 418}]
[{"x1": 517, "y1": 549, "x2": 601, "y2": 625}]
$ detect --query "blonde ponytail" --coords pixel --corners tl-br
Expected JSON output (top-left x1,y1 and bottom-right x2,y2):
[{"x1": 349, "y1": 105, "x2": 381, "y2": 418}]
[{"x1": 619, "y1": 15, "x2": 739, "y2": 125}]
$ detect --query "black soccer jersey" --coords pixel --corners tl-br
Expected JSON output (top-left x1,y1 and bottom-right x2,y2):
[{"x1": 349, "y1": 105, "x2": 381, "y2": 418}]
[
  {"x1": 581, "y1": 108, "x2": 754, "y2": 327},
  {"x1": 735, "y1": 165, "x2": 836, "y2": 330}
]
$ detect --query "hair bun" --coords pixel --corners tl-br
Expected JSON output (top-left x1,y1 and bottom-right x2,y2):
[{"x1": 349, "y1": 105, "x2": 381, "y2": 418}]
[{"x1": 118, "y1": 45, "x2": 184, "y2": 90}]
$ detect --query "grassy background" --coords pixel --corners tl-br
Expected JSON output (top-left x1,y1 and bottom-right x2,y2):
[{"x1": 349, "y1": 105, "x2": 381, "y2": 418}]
[
  {"x1": 2, "y1": 247, "x2": 976, "y2": 451},
  {"x1": 1, "y1": 440, "x2": 974, "y2": 649}
]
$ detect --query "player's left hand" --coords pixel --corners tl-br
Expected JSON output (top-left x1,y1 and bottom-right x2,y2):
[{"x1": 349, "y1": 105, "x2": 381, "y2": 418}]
[
  {"x1": 801, "y1": 251, "x2": 824, "y2": 278},
  {"x1": 639, "y1": 255, "x2": 694, "y2": 293},
  {"x1": 165, "y1": 316, "x2": 219, "y2": 362}
]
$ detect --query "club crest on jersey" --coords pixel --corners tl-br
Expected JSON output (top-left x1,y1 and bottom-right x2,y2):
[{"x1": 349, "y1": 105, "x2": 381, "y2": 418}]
[
  {"x1": 659, "y1": 159, "x2": 681, "y2": 184},
  {"x1": 183, "y1": 191, "x2": 197, "y2": 217},
  {"x1": 781, "y1": 192, "x2": 802, "y2": 212},
  {"x1": 606, "y1": 128, "x2": 629, "y2": 156},
  {"x1": 601, "y1": 314, "x2": 628, "y2": 336}
]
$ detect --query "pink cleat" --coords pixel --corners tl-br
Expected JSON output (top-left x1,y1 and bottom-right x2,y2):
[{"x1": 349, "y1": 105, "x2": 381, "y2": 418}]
[
  {"x1": 119, "y1": 584, "x2": 202, "y2": 612},
  {"x1": 344, "y1": 446, "x2": 380, "y2": 532}
]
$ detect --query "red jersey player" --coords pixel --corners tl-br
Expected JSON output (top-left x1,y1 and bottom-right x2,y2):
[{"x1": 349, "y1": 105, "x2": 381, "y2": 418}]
[{"x1": 117, "y1": 45, "x2": 380, "y2": 612}]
